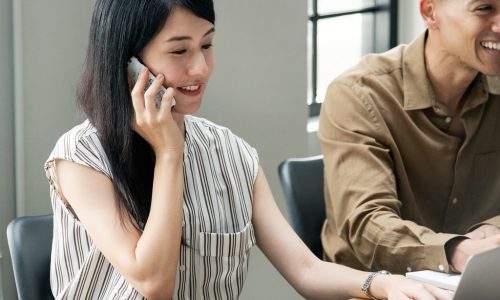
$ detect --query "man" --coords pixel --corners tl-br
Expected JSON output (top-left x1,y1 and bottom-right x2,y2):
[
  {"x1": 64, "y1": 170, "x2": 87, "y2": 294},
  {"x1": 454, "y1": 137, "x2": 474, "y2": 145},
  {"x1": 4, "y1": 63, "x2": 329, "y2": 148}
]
[{"x1": 318, "y1": 0, "x2": 500, "y2": 274}]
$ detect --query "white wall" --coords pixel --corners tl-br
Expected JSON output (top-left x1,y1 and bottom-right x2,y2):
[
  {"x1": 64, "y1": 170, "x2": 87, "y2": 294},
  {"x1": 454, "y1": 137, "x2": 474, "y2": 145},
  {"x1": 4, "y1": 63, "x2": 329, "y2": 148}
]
[
  {"x1": 13, "y1": 0, "x2": 94, "y2": 217},
  {"x1": 398, "y1": 0, "x2": 426, "y2": 44},
  {"x1": 0, "y1": 0, "x2": 16, "y2": 298}
]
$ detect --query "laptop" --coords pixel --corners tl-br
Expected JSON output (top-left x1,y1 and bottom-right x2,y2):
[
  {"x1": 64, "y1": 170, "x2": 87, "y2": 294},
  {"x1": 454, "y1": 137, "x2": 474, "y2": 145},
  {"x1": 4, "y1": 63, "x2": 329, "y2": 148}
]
[{"x1": 406, "y1": 246, "x2": 500, "y2": 300}]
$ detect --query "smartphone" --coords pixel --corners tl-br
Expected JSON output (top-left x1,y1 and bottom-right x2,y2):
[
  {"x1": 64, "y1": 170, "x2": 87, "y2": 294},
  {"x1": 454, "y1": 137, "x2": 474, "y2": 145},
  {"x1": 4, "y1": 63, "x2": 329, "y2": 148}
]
[{"x1": 127, "y1": 56, "x2": 176, "y2": 109}]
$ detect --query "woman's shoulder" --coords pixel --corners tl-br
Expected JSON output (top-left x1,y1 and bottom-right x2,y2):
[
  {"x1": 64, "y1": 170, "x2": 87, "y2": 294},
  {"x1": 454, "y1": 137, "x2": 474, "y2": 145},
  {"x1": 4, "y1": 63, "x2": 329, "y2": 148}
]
[
  {"x1": 51, "y1": 120, "x2": 99, "y2": 152},
  {"x1": 65, "y1": 119, "x2": 97, "y2": 138},
  {"x1": 45, "y1": 120, "x2": 111, "y2": 176}
]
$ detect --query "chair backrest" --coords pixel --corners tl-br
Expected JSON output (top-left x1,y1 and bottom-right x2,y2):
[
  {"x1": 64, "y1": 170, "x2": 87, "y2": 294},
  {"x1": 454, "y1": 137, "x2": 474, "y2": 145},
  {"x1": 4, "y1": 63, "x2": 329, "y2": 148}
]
[
  {"x1": 278, "y1": 155, "x2": 325, "y2": 258},
  {"x1": 7, "y1": 214, "x2": 54, "y2": 300}
]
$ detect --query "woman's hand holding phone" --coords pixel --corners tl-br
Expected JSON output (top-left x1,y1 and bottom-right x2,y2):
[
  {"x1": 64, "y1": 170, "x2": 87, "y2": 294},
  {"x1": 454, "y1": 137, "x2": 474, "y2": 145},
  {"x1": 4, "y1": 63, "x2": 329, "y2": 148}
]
[
  {"x1": 127, "y1": 56, "x2": 176, "y2": 109},
  {"x1": 130, "y1": 66, "x2": 184, "y2": 158}
]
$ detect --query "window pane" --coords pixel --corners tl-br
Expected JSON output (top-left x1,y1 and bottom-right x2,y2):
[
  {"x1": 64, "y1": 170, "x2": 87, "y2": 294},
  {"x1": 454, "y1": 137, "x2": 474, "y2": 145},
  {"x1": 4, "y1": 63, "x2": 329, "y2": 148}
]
[
  {"x1": 315, "y1": 13, "x2": 374, "y2": 104},
  {"x1": 317, "y1": 0, "x2": 375, "y2": 15}
]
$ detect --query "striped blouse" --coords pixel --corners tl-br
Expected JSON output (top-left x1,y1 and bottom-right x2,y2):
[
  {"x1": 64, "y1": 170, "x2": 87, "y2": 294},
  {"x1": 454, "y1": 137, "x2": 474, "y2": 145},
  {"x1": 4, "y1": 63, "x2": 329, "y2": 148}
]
[{"x1": 44, "y1": 115, "x2": 259, "y2": 299}]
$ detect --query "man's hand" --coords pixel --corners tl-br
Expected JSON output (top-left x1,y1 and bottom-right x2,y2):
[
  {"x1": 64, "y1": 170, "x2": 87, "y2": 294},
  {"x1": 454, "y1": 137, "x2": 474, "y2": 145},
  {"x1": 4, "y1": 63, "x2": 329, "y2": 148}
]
[
  {"x1": 448, "y1": 234, "x2": 500, "y2": 272},
  {"x1": 466, "y1": 224, "x2": 500, "y2": 240}
]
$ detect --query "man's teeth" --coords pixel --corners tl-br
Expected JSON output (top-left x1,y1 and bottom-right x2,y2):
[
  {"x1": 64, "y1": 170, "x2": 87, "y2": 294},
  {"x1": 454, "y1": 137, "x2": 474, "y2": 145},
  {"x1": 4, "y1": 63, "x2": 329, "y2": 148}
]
[
  {"x1": 180, "y1": 85, "x2": 200, "y2": 91},
  {"x1": 481, "y1": 41, "x2": 500, "y2": 51}
]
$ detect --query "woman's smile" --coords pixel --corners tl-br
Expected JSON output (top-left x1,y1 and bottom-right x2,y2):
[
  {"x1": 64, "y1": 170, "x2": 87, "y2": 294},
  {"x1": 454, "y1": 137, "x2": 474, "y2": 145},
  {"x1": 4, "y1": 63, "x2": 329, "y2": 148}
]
[{"x1": 177, "y1": 84, "x2": 202, "y2": 96}]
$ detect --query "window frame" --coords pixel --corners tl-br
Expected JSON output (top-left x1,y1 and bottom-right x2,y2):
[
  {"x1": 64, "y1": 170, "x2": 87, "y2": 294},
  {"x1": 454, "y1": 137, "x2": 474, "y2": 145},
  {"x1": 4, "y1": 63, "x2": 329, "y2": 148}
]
[{"x1": 308, "y1": 0, "x2": 399, "y2": 117}]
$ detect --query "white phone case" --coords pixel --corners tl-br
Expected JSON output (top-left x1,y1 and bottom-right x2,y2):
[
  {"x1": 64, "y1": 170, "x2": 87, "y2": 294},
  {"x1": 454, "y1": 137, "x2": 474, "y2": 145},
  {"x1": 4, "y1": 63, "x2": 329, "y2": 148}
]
[{"x1": 127, "y1": 56, "x2": 176, "y2": 109}]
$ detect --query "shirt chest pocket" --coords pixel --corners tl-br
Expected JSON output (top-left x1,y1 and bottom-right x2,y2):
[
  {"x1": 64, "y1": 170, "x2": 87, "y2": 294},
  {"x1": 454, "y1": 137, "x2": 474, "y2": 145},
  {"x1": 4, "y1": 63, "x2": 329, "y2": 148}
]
[{"x1": 471, "y1": 151, "x2": 500, "y2": 200}]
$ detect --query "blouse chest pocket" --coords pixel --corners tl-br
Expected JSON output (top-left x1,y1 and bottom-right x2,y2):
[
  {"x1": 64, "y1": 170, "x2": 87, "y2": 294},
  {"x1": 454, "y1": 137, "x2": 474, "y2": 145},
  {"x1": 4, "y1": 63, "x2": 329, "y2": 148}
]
[
  {"x1": 196, "y1": 222, "x2": 256, "y2": 299},
  {"x1": 199, "y1": 221, "x2": 256, "y2": 257}
]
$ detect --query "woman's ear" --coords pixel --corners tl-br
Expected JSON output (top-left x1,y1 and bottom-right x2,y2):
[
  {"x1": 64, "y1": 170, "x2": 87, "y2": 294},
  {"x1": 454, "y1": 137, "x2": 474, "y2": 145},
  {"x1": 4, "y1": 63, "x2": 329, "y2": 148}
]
[{"x1": 419, "y1": 0, "x2": 439, "y2": 30}]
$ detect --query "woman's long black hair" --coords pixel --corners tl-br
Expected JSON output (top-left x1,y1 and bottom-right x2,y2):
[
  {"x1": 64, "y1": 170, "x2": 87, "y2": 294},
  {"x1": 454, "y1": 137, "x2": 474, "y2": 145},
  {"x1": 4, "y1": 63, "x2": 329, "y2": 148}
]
[{"x1": 77, "y1": 0, "x2": 215, "y2": 228}]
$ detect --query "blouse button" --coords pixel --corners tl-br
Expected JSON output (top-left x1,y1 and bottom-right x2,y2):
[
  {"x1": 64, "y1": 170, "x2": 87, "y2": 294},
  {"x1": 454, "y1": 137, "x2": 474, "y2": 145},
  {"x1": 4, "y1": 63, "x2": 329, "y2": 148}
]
[
  {"x1": 452, "y1": 197, "x2": 458, "y2": 205},
  {"x1": 438, "y1": 264, "x2": 445, "y2": 272},
  {"x1": 179, "y1": 265, "x2": 186, "y2": 272},
  {"x1": 444, "y1": 116, "x2": 452, "y2": 124},
  {"x1": 407, "y1": 266, "x2": 412, "y2": 272}
]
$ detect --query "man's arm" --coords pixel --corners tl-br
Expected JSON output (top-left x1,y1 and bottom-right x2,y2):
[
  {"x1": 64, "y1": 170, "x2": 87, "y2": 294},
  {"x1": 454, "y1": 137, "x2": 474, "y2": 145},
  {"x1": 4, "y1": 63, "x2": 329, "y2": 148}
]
[{"x1": 318, "y1": 80, "x2": 460, "y2": 274}]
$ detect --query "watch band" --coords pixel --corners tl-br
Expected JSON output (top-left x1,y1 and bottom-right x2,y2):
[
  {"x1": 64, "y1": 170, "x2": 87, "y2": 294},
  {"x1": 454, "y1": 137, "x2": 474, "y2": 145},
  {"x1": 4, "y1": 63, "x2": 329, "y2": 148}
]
[{"x1": 361, "y1": 270, "x2": 391, "y2": 299}]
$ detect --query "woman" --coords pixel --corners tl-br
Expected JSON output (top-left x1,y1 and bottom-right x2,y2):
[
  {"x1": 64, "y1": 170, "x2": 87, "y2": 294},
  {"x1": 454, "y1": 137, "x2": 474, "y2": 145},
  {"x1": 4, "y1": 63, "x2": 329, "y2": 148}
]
[{"x1": 45, "y1": 0, "x2": 451, "y2": 299}]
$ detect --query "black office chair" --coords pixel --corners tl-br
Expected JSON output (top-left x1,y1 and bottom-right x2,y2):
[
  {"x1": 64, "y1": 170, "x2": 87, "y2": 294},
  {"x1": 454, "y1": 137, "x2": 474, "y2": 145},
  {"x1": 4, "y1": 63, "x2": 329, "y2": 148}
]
[
  {"x1": 278, "y1": 155, "x2": 325, "y2": 258},
  {"x1": 7, "y1": 214, "x2": 54, "y2": 300}
]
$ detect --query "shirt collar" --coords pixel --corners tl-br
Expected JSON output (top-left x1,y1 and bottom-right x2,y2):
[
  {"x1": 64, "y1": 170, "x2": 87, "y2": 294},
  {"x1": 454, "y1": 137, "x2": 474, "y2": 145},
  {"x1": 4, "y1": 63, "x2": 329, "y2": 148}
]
[
  {"x1": 402, "y1": 31, "x2": 498, "y2": 111},
  {"x1": 402, "y1": 31, "x2": 436, "y2": 111}
]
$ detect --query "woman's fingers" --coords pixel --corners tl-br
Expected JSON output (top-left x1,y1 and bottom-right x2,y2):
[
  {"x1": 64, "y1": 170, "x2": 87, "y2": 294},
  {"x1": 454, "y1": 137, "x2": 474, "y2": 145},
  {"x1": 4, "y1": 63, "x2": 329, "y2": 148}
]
[
  {"x1": 158, "y1": 87, "x2": 176, "y2": 115},
  {"x1": 403, "y1": 284, "x2": 453, "y2": 300},
  {"x1": 425, "y1": 284, "x2": 454, "y2": 300},
  {"x1": 385, "y1": 276, "x2": 453, "y2": 300},
  {"x1": 144, "y1": 73, "x2": 165, "y2": 112},
  {"x1": 402, "y1": 285, "x2": 435, "y2": 300},
  {"x1": 129, "y1": 66, "x2": 183, "y2": 153},
  {"x1": 131, "y1": 66, "x2": 149, "y2": 113}
]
